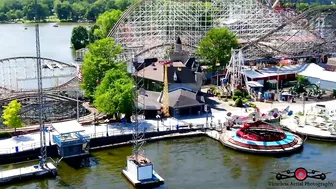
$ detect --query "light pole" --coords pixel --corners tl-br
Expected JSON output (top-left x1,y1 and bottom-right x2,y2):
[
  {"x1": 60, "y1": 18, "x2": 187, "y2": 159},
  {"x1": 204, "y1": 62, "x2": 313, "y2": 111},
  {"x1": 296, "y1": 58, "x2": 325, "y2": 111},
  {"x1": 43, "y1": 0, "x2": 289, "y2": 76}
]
[
  {"x1": 93, "y1": 113, "x2": 96, "y2": 138},
  {"x1": 205, "y1": 105, "x2": 208, "y2": 128},
  {"x1": 156, "y1": 111, "x2": 161, "y2": 132}
]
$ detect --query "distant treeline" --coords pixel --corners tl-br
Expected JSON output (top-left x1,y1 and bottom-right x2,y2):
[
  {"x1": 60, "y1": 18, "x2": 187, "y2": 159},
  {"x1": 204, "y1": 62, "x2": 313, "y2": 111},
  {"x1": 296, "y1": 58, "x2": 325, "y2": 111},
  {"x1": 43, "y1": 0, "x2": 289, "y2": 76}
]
[{"x1": 0, "y1": 0, "x2": 136, "y2": 22}]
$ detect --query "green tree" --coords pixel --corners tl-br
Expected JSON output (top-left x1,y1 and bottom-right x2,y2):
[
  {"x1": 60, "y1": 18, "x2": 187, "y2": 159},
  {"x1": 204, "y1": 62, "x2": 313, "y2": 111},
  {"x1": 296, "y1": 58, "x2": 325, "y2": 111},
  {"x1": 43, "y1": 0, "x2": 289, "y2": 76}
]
[
  {"x1": 54, "y1": 1, "x2": 72, "y2": 20},
  {"x1": 80, "y1": 38, "x2": 124, "y2": 99},
  {"x1": 197, "y1": 28, "x2": 240, "y2": 74},
  {"x1": 95, "y1": 9, "x2": 123, "y2": 38},
  {"x1": 296, "y1": 3, "x2": 310, "y2": 11},
  {"x1": 86, "y1": 0, "x2": 106, "y2": 21},
  {"x1": 23, "y1": 2, "x2": 49, "y2": 20},
  {"x1": 0, "y1": 13, "x2": 7, "y2": 22},
  {"x1": 71, "y1": 2, "x2": 86, "y2": 21},
  {"x1": 2, "y1": 100, "x2": 22, "y2": 133},
  {"x1": 88, "y1": 24, "x2": 101, "y2": 43},
  {"x1": 94, "y1": 68, "x2": 133, "y2": 120},
  {"x1": 15, "y1": 10, "x2": 24, "y2": 19},
  {"x1": 71, "y1": 26, "x2": 89, "y2": 50}
]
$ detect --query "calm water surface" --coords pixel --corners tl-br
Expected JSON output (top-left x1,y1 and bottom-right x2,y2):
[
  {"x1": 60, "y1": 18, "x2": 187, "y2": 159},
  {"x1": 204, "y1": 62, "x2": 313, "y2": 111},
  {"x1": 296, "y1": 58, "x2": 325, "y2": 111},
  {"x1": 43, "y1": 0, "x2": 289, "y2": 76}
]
[
  {"x1": 2, "y1": 137, "x2": 336, "y2": 189},
  {"x1": 0, "y1": 23, "x2": 91, "y2": 63}
]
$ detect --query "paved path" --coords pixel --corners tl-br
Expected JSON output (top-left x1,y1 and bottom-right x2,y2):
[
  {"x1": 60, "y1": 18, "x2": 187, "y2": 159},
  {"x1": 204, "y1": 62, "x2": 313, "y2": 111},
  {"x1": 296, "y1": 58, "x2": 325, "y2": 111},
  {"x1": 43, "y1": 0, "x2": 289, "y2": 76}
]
[{"x1": 1, "y1": 99, "x2": 336, "y2": 155}]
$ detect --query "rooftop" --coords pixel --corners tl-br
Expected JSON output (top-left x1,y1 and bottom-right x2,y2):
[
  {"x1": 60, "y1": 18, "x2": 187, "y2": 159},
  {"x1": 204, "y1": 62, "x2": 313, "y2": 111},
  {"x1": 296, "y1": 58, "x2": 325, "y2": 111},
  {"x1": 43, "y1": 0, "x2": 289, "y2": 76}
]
[
  {"x1": 243, "y1": 63, "x2": 309, "y2": 79},
  {"x1": 138, "y1": 89, "x2": 204, "y2": 110},
  {"x1": 52, "y1": 120, "x2": 85, "y2": 135}
]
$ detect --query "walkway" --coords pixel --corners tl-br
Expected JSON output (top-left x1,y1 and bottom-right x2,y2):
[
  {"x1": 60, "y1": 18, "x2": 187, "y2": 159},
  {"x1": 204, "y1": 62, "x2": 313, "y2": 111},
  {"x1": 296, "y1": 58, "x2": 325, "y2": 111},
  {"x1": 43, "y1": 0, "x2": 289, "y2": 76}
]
[{"x1": 1, "y1": 99, "x2": 336, "y2": 154}]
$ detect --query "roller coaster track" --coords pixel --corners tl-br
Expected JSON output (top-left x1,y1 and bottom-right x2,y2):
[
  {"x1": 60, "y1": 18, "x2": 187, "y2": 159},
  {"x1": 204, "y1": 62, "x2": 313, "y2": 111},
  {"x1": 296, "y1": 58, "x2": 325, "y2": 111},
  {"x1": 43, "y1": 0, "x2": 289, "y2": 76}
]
[
  {"x1": 242, "y1": 8, "x2": 321, "y2": 50},
  {"x1": 0, "y1": 92, "x2": 82, "y2": 105},
  {"x1": 0, "y1": 56, "x2": 75, "y2": 67},
  {"x1": 0, "y1": 76, "x2": 78, "y2": 93}
]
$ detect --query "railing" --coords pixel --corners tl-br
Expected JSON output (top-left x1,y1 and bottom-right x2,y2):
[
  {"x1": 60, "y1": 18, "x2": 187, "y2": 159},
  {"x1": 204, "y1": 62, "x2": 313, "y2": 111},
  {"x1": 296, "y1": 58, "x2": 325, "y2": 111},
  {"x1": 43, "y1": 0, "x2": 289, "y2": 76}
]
[{"x1": 0, "y1": 124, "x2": 214, "y2": 155}]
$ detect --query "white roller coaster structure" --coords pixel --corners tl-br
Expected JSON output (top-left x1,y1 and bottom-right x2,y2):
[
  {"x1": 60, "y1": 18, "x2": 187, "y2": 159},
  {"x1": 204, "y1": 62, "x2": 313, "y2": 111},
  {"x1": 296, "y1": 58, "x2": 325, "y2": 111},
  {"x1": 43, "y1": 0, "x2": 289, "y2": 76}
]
[{"x1": 108, "y1": 0, "x2": 336, "y2": 62}]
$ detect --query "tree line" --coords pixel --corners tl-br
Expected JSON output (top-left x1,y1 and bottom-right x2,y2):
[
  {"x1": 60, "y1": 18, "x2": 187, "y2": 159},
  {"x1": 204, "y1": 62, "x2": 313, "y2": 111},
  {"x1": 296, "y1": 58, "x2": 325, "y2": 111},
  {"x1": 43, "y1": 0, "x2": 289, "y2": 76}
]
[{"x1": 0, "y1": 0, "x2": 135, "y2": 23}]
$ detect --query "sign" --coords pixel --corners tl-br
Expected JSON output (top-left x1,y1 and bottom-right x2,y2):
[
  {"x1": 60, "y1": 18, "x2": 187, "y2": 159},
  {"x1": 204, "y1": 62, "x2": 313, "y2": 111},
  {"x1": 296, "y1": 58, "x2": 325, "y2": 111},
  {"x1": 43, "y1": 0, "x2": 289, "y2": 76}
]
[{"x1": 269, "y1": 168, "x2": 333, "y2": 188}]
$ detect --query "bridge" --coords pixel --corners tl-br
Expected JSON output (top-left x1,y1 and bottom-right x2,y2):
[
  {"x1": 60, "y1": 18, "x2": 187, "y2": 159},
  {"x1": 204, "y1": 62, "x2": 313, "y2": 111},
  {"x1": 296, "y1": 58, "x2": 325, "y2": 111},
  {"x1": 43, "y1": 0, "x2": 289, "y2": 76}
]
[{"x1": 108, "y1": 0, "x2": 336, "y2": 61}]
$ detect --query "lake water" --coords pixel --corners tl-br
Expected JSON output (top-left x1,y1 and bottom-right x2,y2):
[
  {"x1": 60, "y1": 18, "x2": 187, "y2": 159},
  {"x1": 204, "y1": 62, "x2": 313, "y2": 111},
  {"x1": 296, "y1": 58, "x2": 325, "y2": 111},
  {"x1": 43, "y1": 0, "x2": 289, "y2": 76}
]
[
  {"x1": 1, "y1": 23, "x2": 336, "y2": 189},
  {"x1": 0, "y1": 23, "x2": 88, "y2": 91},
  {"x1": 0, "y1": 23, "x2": 90, "y2": 63},
  {"x1": 2, "y1": 137, "x2": 336, "y2": 189}
]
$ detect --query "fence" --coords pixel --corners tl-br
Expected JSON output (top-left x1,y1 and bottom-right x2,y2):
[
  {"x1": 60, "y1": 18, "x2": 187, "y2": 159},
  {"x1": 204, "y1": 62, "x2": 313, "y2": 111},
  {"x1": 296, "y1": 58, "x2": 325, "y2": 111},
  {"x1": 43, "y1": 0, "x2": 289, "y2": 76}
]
[{"x1": 0, "y1": 124, "x2": 217, "y2": 155}]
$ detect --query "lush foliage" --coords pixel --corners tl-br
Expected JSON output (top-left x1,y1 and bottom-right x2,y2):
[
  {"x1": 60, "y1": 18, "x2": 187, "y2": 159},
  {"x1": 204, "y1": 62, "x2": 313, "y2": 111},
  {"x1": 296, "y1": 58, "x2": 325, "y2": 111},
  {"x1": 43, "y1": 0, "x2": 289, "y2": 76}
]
[
  {"x1": 2, "y1": 100, "x2": 22, "y2": 132},
  {"x1": 71, "y1": 9, "x2": 122, "y2": 49},
  {"x1": 94, "y1": 9, "x2": 123, "y2": 38},
  {"x1": 94, "y1": 68, "x2": 134, "y2": 118},
  {"x1": 71, "y1": 26, "x2": 89, "y2": 50},
  {"x1": 80, "y1": 38, "x2": 123, "y2": 99},
  {"x1": 80, "y1": 38, "x2": 134, "y2": 120},
  {"x1": 197, "y1": 28, "x2": 240, "y2": 74},
  {"x1": 296, "y1": 75, "x2": 309, "y2": 84},
  {"x1": 0, "y1": 0, "x2": 135, "y2": 22}
]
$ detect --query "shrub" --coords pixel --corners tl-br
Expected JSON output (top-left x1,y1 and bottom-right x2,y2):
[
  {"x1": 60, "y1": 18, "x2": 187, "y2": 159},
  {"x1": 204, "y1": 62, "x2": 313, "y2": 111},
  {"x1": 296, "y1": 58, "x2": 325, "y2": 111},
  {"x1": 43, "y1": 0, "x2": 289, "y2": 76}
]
[
  {"x1": 0, "y1": 132, "x2": 11, "y2": 139},
  {"x1": 245, "y1": 95, "x2": 251, "y2": 99},
  {"x1": 234, "y1": 89, "x2": 243, "y2": 97},
  {"x1": 242, "y1": 99, "x2": 249, "y2": 104},
  {"x1": 235, "y1": 97, "x2": 243, "y2": 107},
  {"x1": 232, "y1": 95, "x2": 239, "y2": 101},
  {"x1": 333, "y1": 89, "x2": 336, "y2": 98}
]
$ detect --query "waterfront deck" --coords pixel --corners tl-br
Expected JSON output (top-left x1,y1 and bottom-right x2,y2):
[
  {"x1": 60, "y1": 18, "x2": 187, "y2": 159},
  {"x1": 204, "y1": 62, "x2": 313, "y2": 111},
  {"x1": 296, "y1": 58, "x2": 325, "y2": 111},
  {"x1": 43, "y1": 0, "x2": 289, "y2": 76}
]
[
  {"x1": 281, "y1": 118, "x2": 336, "y2": 142},
  {"x1": 0, "y1": 163, "x2": 56, "y2": 184}
]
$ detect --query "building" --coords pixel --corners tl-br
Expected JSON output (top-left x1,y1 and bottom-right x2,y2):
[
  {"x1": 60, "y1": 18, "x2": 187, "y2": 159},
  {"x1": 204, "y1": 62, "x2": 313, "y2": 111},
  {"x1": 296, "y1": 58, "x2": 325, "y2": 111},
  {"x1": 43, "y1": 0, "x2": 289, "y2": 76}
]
[{"x1": 134, "y1": 37, "x2": 205, "y2": 118}]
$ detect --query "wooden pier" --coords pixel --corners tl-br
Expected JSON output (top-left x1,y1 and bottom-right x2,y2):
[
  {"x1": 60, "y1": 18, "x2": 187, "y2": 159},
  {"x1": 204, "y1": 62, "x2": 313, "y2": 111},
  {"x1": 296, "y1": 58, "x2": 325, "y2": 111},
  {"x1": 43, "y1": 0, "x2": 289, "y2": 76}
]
[{"x1": 0, "y1": 163, "x2": 57, "y2": 184}]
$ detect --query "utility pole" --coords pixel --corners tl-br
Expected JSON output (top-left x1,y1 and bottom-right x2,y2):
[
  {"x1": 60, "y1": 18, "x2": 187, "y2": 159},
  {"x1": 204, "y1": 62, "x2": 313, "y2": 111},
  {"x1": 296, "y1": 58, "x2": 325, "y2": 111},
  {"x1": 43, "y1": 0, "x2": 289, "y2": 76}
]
[{"x1": 35, "y1": 0, "x2": 47, "y2": 167}]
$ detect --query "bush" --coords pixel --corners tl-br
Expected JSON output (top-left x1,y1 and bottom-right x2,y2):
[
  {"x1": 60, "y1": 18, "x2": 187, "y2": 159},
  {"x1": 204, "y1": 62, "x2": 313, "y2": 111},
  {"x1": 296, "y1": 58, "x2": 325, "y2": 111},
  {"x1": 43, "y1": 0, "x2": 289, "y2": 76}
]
[
  {"x1": 234, "y1": 89, "x2": 243, "y2": 97},
  {"x1": 210, "y1": 85, "x2": 216, "y2": 91},
  {"x1": 242, "y1": 99, "x2": 248, "y2": 104},
  {"x1": 245, "y1": 95, "x2": 251, "y2": 99},
  {"x1": 333, "y1": 89, "x2": 336, "y2": 98},
  {"x1": 0, "y1": 132, "x2": 11, "y2": 139},
  {"x1": 232, "y1": 95, "x2": 239, "y2": 101},
  {"x1": 235, "y1": 97, "x2": 243, "y2": 107}
]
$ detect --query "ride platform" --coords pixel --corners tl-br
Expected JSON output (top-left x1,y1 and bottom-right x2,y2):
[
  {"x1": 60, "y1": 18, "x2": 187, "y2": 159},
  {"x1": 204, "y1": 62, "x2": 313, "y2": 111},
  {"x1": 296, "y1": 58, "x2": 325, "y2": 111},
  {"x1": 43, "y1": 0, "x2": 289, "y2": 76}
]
[
  {"x1": 220, "y1": 121, "x2": 304, "y2": 155},
  {"x1": 122, "y1": 155, "x2": 164, "y2": 188},
  {"x1": 0, "y1": 163, "x2": 57, "y2": 184}
]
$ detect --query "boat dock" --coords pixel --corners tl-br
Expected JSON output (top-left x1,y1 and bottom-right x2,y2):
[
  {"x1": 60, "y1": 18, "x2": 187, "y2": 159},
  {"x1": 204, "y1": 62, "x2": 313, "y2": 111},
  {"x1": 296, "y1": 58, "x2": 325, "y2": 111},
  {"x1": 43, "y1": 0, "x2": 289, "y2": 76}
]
[{"x1": 0, "y1": 163, "x2": 57, "y2": 184}]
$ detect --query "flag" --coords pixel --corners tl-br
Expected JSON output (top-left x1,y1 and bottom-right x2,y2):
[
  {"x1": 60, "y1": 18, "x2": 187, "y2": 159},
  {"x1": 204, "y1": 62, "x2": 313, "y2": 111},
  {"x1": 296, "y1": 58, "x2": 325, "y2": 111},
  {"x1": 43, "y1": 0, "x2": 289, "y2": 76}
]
[{"x1": 77, "y1": 64, "x2": 82, "y2": 82}]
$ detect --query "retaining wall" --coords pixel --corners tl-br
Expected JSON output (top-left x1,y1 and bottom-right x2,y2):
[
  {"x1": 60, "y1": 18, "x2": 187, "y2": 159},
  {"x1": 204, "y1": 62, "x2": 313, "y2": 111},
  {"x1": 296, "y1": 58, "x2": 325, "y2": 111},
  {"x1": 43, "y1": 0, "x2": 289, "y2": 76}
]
[{"x1": 0, "y1": 129, "x2": 202, "y2": 165}]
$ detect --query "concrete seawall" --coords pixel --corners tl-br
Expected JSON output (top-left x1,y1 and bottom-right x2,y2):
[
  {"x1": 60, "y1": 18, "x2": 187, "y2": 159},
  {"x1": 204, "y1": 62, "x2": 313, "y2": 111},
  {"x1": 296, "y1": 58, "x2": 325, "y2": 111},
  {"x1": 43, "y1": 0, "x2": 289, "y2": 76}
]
[{"x1": 0, "y1": 129, "x2": 205, "y2": 165}]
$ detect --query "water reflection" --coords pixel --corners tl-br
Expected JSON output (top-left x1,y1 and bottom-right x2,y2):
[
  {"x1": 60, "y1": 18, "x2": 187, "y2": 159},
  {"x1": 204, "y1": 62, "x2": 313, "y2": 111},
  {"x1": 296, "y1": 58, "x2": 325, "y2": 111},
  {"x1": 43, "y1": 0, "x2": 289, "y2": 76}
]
[{"x1": 1, "y1": 137, "x2": 336, "y2": 189}]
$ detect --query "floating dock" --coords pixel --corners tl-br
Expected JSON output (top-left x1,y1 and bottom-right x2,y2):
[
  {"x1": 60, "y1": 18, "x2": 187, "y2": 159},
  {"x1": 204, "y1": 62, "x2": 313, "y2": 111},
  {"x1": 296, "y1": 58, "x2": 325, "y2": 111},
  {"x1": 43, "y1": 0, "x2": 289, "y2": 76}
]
[
  {"x1": 0, "y1": 163, "x2": 57, "y2": 184},
  {"x1": 122, "y1": 155, "x2": 164, "y2": 188}
]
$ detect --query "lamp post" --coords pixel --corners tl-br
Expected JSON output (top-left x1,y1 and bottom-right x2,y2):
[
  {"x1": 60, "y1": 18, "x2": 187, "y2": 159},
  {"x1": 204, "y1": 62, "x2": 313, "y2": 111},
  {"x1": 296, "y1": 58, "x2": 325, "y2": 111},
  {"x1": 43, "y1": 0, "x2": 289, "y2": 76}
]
[
  {"x1": 156, "y1": 111, "x2": 161, "y2": 132},
  {"x1": 93, "y1": 113, "x2": 96, "y2": 138},
  {"x1": 205, "y1": 105, "x2": 208, "y2": 128}
]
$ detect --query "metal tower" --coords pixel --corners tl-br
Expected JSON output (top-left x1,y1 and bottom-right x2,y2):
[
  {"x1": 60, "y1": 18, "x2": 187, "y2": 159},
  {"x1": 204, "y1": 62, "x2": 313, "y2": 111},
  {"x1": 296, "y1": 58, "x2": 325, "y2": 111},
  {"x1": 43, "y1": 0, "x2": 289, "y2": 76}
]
[
  {"x1": 130, "y1": 50, "x2": 146, "y2": 161},
  {"x1": 160, "y1": 60, "x2": 172, "y2": 117},
  {"x1": 35, "y1": 0, "x2": 47, "y2": 167},
  {"x1": 225, "y1": 49, "x2": 244, "y2": 95}
]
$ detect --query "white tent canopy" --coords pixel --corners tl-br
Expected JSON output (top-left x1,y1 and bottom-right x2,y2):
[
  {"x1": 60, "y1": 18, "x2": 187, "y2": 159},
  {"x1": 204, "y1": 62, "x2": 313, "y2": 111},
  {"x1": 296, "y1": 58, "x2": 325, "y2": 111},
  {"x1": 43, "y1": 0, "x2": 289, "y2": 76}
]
[{"x1": 298, "y1": 63, "x2": 336, "y2": 91}]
